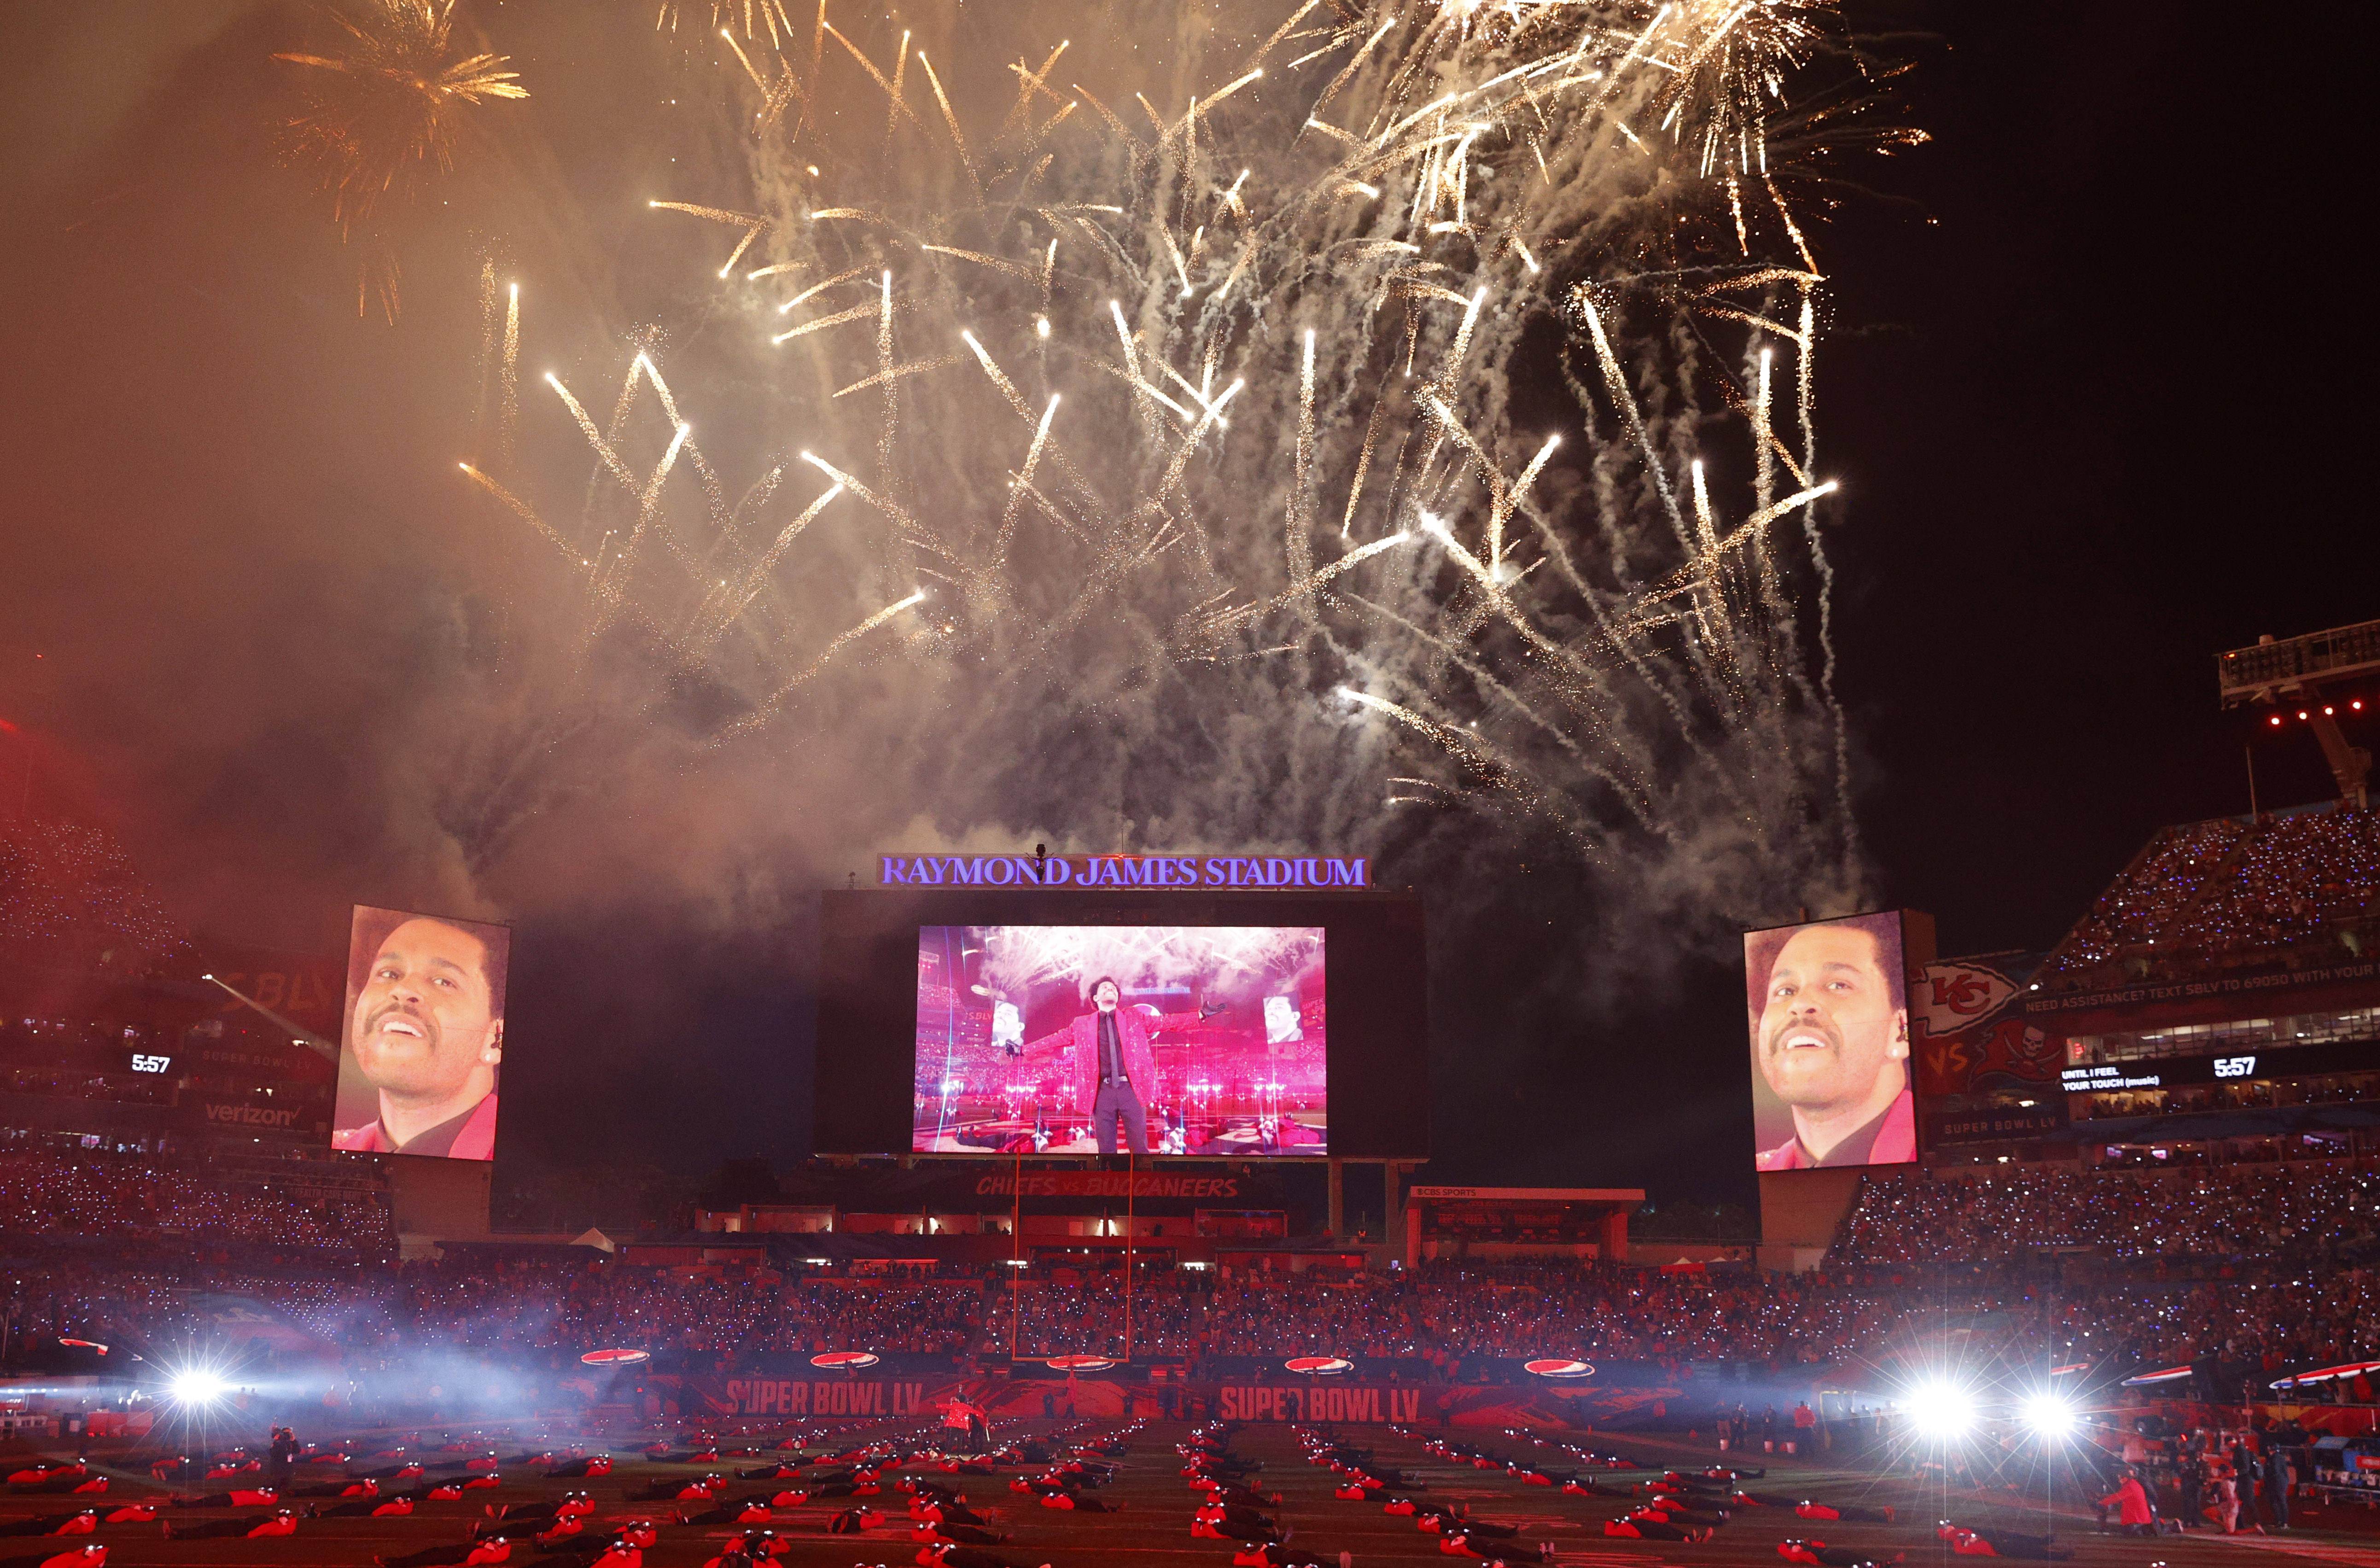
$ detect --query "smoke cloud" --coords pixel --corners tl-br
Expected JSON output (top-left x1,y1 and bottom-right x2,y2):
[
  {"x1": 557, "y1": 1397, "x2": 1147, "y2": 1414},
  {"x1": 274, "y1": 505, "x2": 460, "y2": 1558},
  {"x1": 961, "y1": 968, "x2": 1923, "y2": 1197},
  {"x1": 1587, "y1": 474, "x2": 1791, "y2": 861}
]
[{"x1": 0, "y1": 0, "x2": 1889, "y2": 1192}]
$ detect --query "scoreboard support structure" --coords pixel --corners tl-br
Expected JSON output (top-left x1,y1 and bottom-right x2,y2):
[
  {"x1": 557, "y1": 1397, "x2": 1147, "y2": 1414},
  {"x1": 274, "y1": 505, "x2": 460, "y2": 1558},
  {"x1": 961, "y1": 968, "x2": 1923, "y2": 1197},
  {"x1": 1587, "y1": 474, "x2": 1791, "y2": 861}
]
[
  {"x1": 2219, "y1": 619, "x2": 2379, "y2": 808},
  {"x1": 1326, "y1": 1157, "x2": 1425, "y2": 1254}
]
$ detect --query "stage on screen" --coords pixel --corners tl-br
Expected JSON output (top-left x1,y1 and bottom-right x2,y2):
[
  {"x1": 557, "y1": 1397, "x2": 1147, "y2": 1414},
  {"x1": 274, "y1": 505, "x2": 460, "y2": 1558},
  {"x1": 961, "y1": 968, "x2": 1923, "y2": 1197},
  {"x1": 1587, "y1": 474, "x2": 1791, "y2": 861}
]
[
  {"x1": 1744, "y1": 909, "x2": 1915, "y2": 1172},
  {"x1": 332, "y1": 903, "x2": 509, "y2": 1161},
  {"x1": 913, "y1": 925, "x2": 1327, "y2": 1157}
]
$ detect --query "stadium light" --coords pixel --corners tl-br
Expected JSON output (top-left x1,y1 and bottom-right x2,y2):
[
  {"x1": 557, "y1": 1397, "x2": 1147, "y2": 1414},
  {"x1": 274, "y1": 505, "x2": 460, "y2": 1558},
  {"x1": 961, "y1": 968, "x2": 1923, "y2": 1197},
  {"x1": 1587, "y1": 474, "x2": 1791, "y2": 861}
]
[
  {"x1": 1904, "y1": 1381, "x2": 1975, "y2": 1440},
  {"x1": 2022, "y1": 1392, "x2": 2079, "y2": 1440},
  {"x1": 168, "y1": 1370, "x2": 229, "y2": 1405}
]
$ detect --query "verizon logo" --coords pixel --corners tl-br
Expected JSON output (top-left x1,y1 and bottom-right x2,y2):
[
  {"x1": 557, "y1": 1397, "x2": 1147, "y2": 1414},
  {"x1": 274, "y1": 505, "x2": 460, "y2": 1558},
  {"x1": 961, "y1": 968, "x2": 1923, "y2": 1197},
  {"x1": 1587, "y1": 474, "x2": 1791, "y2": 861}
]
[{"x1": 203, "y1": 1104, "x2": 302, "y2": 1128}]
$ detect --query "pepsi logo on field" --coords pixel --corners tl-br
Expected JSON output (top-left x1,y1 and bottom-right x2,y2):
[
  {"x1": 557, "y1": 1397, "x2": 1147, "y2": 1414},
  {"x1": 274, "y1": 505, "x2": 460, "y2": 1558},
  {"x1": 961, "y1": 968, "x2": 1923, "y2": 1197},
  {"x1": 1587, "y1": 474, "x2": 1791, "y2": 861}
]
[
  {"x1": 580, "y1": 1349, "x2": 650, "y2": 1367},
  {"x1": 1523, "y1": 1358, "x2": 1594, "y2": 1378}
]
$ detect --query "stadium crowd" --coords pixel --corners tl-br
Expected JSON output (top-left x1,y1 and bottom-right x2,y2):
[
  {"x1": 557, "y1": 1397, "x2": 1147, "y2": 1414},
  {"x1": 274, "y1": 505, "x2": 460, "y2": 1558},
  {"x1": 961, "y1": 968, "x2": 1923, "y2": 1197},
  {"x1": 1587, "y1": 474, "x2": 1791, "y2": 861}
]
[
  {"x1": 2173, "y1": 809, "x2": 2380, "y2": 955},
  {"x1": 13, "y1": 1238, "x2": 2373, "y2": 1417},
  {"x1": 2047, "y1": 818, "x2": 2248, "y2": 975},
  {"x1": 6, "y1": 1247, "x2": 1934, "y2": 1397},
  {"x1": 2038, "y1": 807, "x2": 2377, "y2": 991},
  {"x1": 0, "y1": 1148, "x2": 391, "y2": 1257},
  {"x1": 1172, "y1": 1265, "x2": 1878, "y2": 1369},
  {"x1": 1830, "y1": 1161, "x2": 2380, "y2": 1265},
  {"x1": 15, "y1": 1148, "x2": 2380, "y2": 1412},
  {"x1": 3, "y1": 1259, "x2": 988, "y2": 1374}
]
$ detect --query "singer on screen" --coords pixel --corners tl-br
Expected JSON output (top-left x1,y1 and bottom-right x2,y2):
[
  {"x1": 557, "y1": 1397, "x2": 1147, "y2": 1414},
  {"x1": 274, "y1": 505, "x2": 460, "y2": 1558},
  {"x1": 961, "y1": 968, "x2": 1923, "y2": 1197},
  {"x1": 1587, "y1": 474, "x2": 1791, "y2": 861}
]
[
  {"x1": 333, "y1": 911, "x2": 505, "y2": 1160},
  {"x1": 1018, "y1": 976, "x2": 1219, "y2": 1155},
  {"x1": 1751, "y1": 915, "x2": 1913, "y2": 1169}
]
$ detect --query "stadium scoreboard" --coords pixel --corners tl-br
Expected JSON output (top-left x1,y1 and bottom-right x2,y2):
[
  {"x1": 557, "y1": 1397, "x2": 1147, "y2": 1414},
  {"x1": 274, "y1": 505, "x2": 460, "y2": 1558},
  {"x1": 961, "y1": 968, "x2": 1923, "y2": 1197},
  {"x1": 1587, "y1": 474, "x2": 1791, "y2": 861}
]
[{"x1": 816, "y1": 872, "x2": 1428, "y2": 1160}]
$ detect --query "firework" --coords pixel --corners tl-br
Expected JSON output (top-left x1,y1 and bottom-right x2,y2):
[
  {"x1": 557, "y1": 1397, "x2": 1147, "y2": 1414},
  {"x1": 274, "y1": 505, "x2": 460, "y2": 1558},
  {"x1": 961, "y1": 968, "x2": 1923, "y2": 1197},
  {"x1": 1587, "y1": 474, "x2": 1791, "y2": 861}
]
[
  {"x1": 657, "y1": 0, "x2": 795, "y2": 47},
  {"x1": 976, "y1": 925, "x2": 1324, "y2": 999},
  {"x1": 444, "y1": 0, "x2": 1904, "y2": 946},
  {"x1": 275, "y1": 0, "x2": 527, "y2": 317}
]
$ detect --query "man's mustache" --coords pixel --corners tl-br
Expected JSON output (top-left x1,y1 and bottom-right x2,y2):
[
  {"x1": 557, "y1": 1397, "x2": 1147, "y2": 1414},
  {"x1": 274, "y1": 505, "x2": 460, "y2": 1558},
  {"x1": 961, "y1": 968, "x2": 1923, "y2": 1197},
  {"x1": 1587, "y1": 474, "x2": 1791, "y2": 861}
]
[
  {"x1": 365, "y1": 1000, "x2": 437, "y2": 1040},
  {"x1": 1763, "y1": 1016, "x2": 1839, "y2": 1056}
]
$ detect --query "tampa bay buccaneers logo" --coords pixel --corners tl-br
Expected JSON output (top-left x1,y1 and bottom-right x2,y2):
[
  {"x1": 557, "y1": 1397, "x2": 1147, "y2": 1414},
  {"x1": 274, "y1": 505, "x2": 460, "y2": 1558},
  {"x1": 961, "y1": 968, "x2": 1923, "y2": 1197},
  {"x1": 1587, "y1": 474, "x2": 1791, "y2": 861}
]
[
  {"x1": 1921, "y1": 1016, "x2": 2063, "y2": 1095},
  {"x1": 2007, "y1": 1021, "x2": 2059, "y2": 1070}
]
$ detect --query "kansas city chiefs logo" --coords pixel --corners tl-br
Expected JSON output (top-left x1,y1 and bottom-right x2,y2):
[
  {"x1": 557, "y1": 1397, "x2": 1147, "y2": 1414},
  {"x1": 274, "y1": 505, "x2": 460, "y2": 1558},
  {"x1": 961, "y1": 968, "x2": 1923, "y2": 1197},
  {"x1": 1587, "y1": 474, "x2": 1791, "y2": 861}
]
[{"x1": 1914, "y1": 962, "x2": 2019, "y2": 1038}]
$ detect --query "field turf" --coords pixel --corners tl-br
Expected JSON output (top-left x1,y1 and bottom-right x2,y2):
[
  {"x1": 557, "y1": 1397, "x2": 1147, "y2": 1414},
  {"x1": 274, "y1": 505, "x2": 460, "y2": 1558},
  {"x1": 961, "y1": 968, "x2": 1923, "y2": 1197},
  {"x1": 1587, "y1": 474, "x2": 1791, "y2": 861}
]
[{"x1": 5, "y1": 1419, "x2": 2372, "y2": 1568}]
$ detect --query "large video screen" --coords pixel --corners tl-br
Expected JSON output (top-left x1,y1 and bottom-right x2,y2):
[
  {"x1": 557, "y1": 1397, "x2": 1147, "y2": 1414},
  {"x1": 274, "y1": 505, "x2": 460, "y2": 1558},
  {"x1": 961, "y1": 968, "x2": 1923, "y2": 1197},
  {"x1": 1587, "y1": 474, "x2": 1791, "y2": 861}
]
[
  {"x1": 914, "y1": 925, "x2": 1326, "y2": 1156},
  {"x1": 333, "y1": 904, "x2": 509, "y2": 1161},
  {"x1": 1745, "y1": 910, "x2": 1913, "y2": 1171}
]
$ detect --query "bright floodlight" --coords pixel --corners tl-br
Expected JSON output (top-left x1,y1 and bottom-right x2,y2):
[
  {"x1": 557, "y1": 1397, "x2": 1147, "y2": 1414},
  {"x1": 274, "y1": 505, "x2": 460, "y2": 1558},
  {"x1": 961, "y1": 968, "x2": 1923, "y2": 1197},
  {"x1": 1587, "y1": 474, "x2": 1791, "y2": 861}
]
[
  {"x1": 169, "y1": 1370, "x2": 229, "y2": 1405},
  {"x1": 2023, "y1": 1392, "x2": 2079, "y2": 1439},
  {"x1": 1906, "y1": 1381, "x2": 1975, "y2": 1440}
]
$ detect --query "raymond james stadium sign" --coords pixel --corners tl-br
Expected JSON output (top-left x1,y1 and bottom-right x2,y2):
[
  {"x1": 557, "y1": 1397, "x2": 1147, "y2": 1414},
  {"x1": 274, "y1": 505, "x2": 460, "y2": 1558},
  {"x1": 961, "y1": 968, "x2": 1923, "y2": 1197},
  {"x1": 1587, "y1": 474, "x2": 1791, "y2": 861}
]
[{"x1": 877, "y1": 852, "x2": 1369, "y2": 890}]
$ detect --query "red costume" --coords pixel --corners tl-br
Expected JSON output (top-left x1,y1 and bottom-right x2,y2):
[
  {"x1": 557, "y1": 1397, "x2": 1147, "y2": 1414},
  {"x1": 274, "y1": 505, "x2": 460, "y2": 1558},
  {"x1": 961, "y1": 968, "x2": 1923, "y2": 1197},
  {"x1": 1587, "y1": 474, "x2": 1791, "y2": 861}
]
[
  {"x1": 1757, "y1": 1091, "x2": 1915, "y2": 1170},
  {"x1": 333, "y1": 1093, "x2": 499, "y2": 1160},
  {"x1": 1021, "y1": 1005, "x2": 1204, "y2": 1117}
]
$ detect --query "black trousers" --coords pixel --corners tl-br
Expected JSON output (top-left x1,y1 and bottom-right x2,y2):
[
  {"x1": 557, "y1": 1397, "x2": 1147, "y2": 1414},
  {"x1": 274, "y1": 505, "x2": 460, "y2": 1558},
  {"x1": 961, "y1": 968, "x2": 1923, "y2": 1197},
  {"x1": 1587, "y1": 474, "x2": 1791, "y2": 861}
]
[{"x1": 1092, "y1": 1081, "x2": 1148, "y2": 1154}]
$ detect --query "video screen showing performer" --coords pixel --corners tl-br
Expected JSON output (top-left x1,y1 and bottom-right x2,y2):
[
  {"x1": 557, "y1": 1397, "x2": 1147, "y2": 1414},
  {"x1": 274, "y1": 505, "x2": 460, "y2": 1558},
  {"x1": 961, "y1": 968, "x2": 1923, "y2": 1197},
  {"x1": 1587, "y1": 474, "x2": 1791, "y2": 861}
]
[
  {"x1": 332, "y1": 904, "x2": 509, "y2": 1160},
  {"x1": 1744, "y1": 910, "x2": 1913, "y2": 1171},
  {"x1": 914, "y1": 925, "x2": 1326, "y2": 1156}
]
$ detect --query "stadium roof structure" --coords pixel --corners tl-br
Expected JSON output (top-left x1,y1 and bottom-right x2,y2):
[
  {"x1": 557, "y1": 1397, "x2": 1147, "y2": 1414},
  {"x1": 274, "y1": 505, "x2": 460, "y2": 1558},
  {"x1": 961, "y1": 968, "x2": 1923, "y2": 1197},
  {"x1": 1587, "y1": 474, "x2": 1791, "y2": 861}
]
[
  {"x1": 2218, "y1": 618, "x2": 2376, "y2": 809},
  {"x1": 0, "y1": 815, "x2": 194, "y2": 976},
  {"x1": 2035, "y1": 805, "x2": 2379, "y2": 995}
]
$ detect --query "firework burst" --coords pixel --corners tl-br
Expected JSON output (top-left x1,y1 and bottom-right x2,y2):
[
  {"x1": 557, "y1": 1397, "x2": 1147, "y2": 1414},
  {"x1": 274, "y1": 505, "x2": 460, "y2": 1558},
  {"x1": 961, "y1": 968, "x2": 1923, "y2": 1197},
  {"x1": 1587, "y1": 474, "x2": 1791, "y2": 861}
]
[
  {"x1": 658, "y1": 0, "x2": 797, "y2": 47},
  {"x1": 433, "y1": 0, "x2": 1907, "y2": 964},
  {"x1": 275, "y1": 0, "x2": 527, "y2": 316}
]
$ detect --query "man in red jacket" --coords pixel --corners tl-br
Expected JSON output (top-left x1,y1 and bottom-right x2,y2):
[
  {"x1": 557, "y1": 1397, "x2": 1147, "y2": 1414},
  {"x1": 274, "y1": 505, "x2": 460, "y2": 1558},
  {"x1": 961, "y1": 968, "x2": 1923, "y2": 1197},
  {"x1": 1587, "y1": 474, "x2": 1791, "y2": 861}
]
[
  {"x1": 1020, "y1": 977, "x2": 1217, "y2": 1154},
  {"x1": 2099, "y1": 1471, "x2": 2155, "y2": 1536},
  {"x1": 1752, "y1": 916, "x2": 1913, "y2": 1170},
  {"x1": 333, "y1": 912, "x2": 505, "y2": 1160}
]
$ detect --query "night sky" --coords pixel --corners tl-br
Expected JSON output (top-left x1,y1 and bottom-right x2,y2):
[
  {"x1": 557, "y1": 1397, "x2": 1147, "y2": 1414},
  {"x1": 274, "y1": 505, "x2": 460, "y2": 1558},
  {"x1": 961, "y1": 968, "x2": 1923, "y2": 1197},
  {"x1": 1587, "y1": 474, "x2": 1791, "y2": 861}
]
[{"x1": 0, "y1": 1, "x2": 2370, "y2": 1220}]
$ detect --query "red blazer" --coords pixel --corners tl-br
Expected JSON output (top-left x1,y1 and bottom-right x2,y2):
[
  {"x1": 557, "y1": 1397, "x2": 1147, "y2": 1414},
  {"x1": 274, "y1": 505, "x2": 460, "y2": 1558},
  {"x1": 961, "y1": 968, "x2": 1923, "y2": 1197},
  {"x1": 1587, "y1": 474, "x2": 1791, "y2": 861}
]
[
  {"x1": 1021, "y1": 1008, "x2": 1201, "y2": 1113},
  {"x1": 332, "y1": 1092, "x2": 499, "y2": 1160},
  {"x1": 1756, "y1": 1090, "x2": 1914, "y2": 1171}
]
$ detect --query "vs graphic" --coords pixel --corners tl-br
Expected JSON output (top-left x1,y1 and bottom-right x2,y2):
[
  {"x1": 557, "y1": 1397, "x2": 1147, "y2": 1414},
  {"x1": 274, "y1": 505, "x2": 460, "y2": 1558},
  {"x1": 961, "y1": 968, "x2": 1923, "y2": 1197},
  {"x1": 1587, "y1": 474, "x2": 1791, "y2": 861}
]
[{"x1": 1912, "y1": 959, "x2": 2064, "y2": 1097}]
